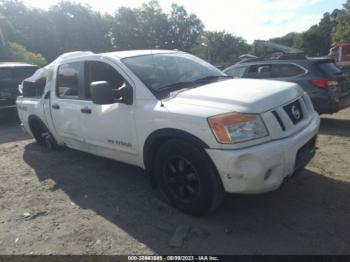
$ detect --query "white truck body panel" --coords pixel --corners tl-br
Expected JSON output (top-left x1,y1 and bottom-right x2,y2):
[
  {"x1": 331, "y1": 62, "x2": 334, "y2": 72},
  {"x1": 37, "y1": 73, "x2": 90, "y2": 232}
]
[{"x1": 17, "y1": 50, "x2": 320, "y2": 194}]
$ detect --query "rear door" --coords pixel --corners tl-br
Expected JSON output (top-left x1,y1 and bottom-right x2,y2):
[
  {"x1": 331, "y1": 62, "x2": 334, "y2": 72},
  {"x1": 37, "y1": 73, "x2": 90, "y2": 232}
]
[
  {"x1": 245, "y1": 64, "x2": 273, "y2": 79},
  {"x1": 244, "y1": 63, "x2": 307, "y2": 81},
  {"x1": 270, "y1": 63, "x2": 307, "y2": 80},
  {"x1": 50, "y1": 61, "x2": 86, "y2": 147}
]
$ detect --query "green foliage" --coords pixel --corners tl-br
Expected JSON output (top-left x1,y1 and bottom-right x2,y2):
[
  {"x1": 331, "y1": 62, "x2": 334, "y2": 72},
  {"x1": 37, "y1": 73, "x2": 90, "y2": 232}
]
[
  {"x1": 332, "y1": 0, "x2": 350, "y2": 44},
  {"x1": 0, "y1": 42, "x2": 46, "y2": 65},
  {"x1": 0, "y1": 0, "x2": 113, "y2": 61},
  {"x1": 168, "y1": 3, "x2": 204, "y2": 51},
  {"x1": 301, "y1": 10, "x2": 341, "y2": 55},
  {"x1": 111, "y1": 1, "x2": 171, "y2": 50},
  {"x1": 270, "y1": 32, "x2": 303, "y2": 49},
  {"x1": 48, "y1": 1, "x2": 113, "y2": 57},
  {"x1": 192, "y1": 31, "x2": 250, "y2": 66},
  {"x1": 111, "y1": 1, "x2": 203, "y2": 51},
  {"x1": 4, "y1": 0, "x2": 348, "y2": 65},
  {"x1": 271, "y1": 10, "x2": 341, "y2": 56},
  {"x1": 0, "y1": 0, "x2": 204, "y2": 61}
]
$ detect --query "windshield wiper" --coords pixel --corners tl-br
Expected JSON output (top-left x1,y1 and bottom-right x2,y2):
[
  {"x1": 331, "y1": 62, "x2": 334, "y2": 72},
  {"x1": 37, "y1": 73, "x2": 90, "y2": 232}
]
[
  {"x1": 156, "y1": 75, "x2": 232, "y2": 98},
  {"x1": 157, "y1": 81, "x2": 199, "y2": 93},
  {"x1": 193, "y1": 75, "x2": 232, "y2": 83}
]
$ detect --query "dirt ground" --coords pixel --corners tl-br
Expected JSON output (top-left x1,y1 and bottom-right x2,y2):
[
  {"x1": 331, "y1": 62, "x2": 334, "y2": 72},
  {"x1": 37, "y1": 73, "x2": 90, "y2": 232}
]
[{"x1": 0, "y1": 108, "x2": 349, "y2": 255}]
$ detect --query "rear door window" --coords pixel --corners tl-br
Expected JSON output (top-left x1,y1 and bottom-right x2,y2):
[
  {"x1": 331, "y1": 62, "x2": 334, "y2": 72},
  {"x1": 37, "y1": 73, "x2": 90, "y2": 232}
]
[
  {"x1": 272, "y1": 64, "x2": 306, "y2": 78},
  {"x1": 246, "y1": 64, "x2": 272, "y2": 78}
]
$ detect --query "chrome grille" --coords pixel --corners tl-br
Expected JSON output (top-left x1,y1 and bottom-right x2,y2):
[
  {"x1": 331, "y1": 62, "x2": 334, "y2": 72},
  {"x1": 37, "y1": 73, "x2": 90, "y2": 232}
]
[{"x1": 262, "y1": 95, "x2": 314, "y2": 140}]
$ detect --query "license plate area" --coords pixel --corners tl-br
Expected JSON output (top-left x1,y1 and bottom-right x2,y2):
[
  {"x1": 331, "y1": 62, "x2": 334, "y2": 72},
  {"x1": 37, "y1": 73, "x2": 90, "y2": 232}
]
[{"x1": 295, "y1": 136, "x2": 317, "y2": 170}]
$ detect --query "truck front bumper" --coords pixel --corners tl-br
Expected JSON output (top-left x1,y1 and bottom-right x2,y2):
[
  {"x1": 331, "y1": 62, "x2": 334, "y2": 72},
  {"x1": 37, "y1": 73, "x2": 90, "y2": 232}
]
[{"x1": 206, "y1": 114, "x2": 320, "y2": 194}]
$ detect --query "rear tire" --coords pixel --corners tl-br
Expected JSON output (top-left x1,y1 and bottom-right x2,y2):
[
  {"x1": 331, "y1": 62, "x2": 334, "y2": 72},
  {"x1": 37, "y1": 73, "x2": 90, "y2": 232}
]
[
  {"x1": 30, "y1": 120, "x2": 58, "y2": 150},
  {"x1": 154, "y1": 139, "x2": 225, "y2": 216}
]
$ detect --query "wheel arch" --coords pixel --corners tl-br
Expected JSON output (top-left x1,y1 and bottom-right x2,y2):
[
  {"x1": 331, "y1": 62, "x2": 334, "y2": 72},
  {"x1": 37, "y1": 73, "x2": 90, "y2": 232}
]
[
  {"x1": 28, "y1": 115, "x2": 47, "y2": 132},
  {"x1": 143, "y1": 128, "x2": 209, "y2": 184},
  {"x1": 27, "y1": 115, "x2": 53, "y2": 145}
]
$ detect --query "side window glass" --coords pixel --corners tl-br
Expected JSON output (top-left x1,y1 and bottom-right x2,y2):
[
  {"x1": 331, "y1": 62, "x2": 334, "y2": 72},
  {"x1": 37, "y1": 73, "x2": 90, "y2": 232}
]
[
  {"x1": 85, "y1": 61, "x2": 127, "y2": 99},
  {"x1": 56, "y1": 62, "x2": 81, "y2": 99},
  {"x1": 246, "y1": 64, "x2": 272, "y2": 78},
  {"x1": 225, "y1": 67, "x2": 246, "y2": 78},
  {"x1": 274, "y1": 64, "x2": 305, "y2": 78}
]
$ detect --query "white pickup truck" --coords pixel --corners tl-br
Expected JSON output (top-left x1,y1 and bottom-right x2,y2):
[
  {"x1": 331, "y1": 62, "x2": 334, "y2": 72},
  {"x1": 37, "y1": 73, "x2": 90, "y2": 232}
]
[{"x1": 17, "y1": 50, "x2": 320, "y2": 216}]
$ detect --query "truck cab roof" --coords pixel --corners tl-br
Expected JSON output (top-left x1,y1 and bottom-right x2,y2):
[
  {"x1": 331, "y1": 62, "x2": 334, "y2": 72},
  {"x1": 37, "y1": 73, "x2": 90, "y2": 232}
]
[{"x1": 105, "y1": 49, "x2": 179, "y2": 59}]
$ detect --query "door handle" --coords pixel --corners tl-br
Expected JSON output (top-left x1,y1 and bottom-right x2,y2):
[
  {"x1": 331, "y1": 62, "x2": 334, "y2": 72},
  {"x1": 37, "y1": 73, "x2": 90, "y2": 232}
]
[
  {"x1": 81, "y1": 107, "x2": 92, "y2": 114},
  {"x1": 52, "y1": 104, "x2": 60, "y2": 110}
]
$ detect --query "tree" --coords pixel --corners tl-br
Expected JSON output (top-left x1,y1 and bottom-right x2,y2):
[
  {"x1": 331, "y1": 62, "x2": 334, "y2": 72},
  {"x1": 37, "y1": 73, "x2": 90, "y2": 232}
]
[
  {"x1": 111, "y1": 1, "x2": 203, "y2": 51},
  {"x1": 111, "y1": 1, "x2": 171, "y2": 50},
  {"x1": 270, "y1": 10, "x2": 341, "y2": 56},
  {"x1": 1, "y1": 0, "x2": 203, "y2": 61},
  {"x1": 0, "y1": 0, "x2": 55, "y2": 59},
  {"x1": 270, "y1": 32, "x2": 303, "y2": 49},
  {"x1": 302, "y1": 10, "x2": 341, "y2": 55},
  {"x1": 47, "y1": 1, "x2": 113, "y2": 60},
  {"x1": 332, "y1": 0, "x2": 350, "y2": 44},
  {"x1": 168, "y1": 4, "x2": 204, "y2": 51},
  {"x1": 192, "y1": 31, "x2": 250, "y2": 66},
  {"x1": 0, "y1": 42, "x2": 46, "y2": 65},
  {"x1": 0, "y1": 0, "x2": 113, "y2": 61}
]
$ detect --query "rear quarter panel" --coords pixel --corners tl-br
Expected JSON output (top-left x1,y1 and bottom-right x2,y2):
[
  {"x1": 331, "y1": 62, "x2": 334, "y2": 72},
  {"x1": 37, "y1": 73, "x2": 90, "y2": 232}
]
[{"x1": 16, "y1": 96, "x2": 46, "y2": 137}]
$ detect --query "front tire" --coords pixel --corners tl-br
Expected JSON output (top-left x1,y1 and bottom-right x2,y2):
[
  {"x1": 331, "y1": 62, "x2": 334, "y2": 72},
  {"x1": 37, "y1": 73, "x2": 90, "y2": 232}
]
[{"x1": 154, "y1": 139, "x2": 225, "y2": 216}]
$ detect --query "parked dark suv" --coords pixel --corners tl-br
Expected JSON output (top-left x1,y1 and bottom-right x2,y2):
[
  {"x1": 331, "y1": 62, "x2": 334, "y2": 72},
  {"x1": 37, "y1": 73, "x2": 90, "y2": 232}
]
[
  {"x1": 224, "y1": 55, "x2": 350, "y2": 114},
  {"x1": 0, "y1": 62, "x2": 38, "y2": 117}
]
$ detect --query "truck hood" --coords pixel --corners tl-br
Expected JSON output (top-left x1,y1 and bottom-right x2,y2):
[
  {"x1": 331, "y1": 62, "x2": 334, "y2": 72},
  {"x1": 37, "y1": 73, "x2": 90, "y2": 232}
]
[{"x1": 171, "y1": 79, "x2": 304, "y2": 113}]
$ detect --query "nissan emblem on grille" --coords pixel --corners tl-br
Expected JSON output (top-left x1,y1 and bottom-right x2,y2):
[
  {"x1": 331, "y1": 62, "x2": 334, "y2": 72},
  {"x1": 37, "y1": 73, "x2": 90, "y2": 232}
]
[
  {"x1": 283, "y1": 100, "x2": 304, "y2": 125},
  {"x1": 291, "y1": 105, "x2": 301, "y2": 120}
]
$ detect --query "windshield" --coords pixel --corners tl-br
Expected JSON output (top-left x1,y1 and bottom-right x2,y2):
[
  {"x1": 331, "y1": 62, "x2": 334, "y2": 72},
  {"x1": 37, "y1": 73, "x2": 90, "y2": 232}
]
[{"x1": 122, "y1": 53, "x2": 227, "y2": 96}]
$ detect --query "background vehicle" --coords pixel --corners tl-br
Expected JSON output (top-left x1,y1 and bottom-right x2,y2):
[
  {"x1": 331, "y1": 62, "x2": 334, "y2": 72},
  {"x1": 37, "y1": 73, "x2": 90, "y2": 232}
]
[
  {"x1": 329, "y1": 43, "x2": 350, "y2": 68},
  {"x1": 17, "y1": 50, "x2": 319, "y2": 216},
  {"x1": 0, "y1": 62, "x2": 38, "y2": 118},
  {"x1": 224, "y1": 54, "x2": 350, "y2": 114}
]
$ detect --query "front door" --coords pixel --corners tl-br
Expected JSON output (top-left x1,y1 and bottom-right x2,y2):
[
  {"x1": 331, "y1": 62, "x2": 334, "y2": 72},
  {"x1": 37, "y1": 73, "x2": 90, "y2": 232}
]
[{"x1": 80, "y1": 60, "x2": 138, "y2": 163}]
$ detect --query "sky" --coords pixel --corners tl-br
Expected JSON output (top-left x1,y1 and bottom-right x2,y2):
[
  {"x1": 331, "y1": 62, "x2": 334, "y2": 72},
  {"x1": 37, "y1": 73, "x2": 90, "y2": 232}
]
[{"x1": 21, "y1": 0, "x2": 346, "y2": 43}]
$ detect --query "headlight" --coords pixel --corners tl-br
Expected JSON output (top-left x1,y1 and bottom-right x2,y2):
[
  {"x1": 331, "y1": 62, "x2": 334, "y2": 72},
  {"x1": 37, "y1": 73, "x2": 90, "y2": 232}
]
[{"x1": 208, "y1": 113, "x2": 268, "y2": 144}]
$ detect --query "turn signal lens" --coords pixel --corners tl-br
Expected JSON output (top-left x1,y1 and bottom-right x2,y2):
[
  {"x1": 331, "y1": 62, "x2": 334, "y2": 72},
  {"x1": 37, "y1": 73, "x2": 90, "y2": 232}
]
[{"x1": 208, "y1": 113, "x2": 268, "y2": 144}]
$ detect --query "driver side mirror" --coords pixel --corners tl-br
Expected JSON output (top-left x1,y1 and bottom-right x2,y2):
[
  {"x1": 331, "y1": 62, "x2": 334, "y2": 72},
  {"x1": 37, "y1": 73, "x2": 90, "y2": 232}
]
[{"x1": 90, "y1": 81, "x2": 133, "y2": 105}]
